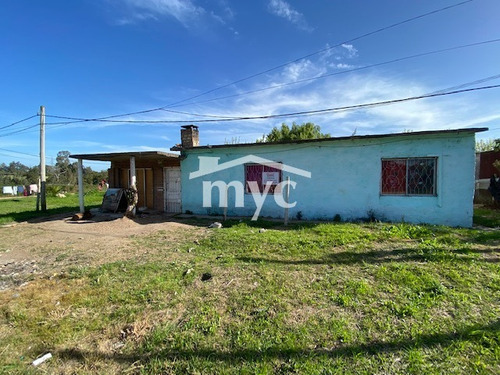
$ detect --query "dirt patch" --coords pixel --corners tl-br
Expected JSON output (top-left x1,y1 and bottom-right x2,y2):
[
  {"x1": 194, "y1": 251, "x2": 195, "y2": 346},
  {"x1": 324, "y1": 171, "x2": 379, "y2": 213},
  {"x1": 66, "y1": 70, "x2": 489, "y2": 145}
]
[{"x1": 0, "y1": 212, "x2": 207, "y2": 290}]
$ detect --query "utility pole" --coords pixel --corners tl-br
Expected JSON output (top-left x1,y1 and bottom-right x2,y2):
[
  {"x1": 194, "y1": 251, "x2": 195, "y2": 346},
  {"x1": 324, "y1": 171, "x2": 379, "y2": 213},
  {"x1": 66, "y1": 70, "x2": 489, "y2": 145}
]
[{"x1": 40, "y1": 105, "x2": 46, "y2": 211}]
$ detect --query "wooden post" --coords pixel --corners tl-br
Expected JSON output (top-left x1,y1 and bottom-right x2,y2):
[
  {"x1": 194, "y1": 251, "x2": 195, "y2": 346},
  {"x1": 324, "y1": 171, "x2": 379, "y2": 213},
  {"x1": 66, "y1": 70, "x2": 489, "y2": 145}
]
[
  {"x1": 77, "y1": 159, "x2": 84, "y2": 213},
  {"x1": 284, "y1": 176, "x2": 290, "y2": 226},
  {"x1": 39, "y1": 106, "x2": 46, "y2": 211}
]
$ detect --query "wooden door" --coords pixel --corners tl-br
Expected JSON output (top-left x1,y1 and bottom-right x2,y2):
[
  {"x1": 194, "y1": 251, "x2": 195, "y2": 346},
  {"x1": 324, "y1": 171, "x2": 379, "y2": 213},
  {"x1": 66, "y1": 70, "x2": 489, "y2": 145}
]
[{"x1": 124, "y1": 168, "x2": 154, "y2": 209}]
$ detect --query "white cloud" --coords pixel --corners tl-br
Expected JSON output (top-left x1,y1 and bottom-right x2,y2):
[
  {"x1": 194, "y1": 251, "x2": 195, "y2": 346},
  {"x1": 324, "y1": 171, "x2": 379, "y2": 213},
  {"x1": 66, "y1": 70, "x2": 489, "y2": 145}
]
[
  {"x1": 52, "y1": 43, "x2": 499, "y2": 149},
  {"x1": 341, "y1": 44, "x2": 358, "y2": 58},
  {"x1": 281, "y1": 60, "x2": 325, "y2": 82},
  {"x1": 318, "y1": 43, "x2": 358, "y2": 71},
  {"x1": 267, "y1": 0, "x2": 311, "y2": 31},
  {"x1": 114, "y1": 0, "x2": 235, "y2": 31},
  {"x1": 119, "y1": 0, "x2": 204, "y2": 26},
  {"x1": 335, "y1": 63, "x2": 355, "y2": 69},
  {"x1": 181, "y1": 64, "x2": 492, "y2": 143}
]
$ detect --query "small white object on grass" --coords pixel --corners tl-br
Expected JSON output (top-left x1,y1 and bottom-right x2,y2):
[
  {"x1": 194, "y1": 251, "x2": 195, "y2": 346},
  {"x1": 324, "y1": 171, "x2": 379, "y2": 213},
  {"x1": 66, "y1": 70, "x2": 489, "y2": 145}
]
[
  {"x1": 208, "y1": 222, "x2": 222, "y2": 228},
  {"x1": 32, "y1": 352, "x2": 52, "y2": 366}
]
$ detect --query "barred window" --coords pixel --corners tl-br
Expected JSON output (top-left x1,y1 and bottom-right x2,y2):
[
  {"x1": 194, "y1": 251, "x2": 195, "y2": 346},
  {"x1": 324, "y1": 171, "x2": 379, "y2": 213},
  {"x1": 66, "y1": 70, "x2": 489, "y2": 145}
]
[
  {"x1": 245, "y1": 163, "x2": 282, "y2": 194},
  {"x1": 381, "y1": 158, "x2": 437, "y2": 196}
]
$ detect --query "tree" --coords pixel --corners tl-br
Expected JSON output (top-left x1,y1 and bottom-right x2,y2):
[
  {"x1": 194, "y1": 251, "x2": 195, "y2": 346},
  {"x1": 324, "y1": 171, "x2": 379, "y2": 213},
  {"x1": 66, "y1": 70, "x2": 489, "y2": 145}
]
[
  {"x1": 0, "y1": 150, "x2": 107, "y2": 190},
  {"x1": 26, "y1": 166, "x2": 39, "y2": 184},
  {"x1": 5, "y1": 162, "x2": 29, "y2": 185},
  {"x1": 476, "y1": 139, "x2": 496, "y2": 152},
  {"x1": 82, "y1": 167, "x2": 107, "y2": 186},
  {"x1": 54, "y1": 151, "x2": 77, "y2": 185},
  {"x1": 258, "y1": 122, "x2": 330, "y2": 143}
]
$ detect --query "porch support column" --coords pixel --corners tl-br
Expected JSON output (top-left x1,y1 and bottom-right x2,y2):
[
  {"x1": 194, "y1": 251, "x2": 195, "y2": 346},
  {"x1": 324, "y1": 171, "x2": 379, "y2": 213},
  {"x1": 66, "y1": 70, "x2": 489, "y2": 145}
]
[
  {"x1": 130, "y1": 156, "x2": 137, "y2": 189},
  {"x1": 77, "y1": 159, "x2": 85, "y2": 213},
  {"x1": 126, "y1": 156, "x2": 138, "y2": 217}
]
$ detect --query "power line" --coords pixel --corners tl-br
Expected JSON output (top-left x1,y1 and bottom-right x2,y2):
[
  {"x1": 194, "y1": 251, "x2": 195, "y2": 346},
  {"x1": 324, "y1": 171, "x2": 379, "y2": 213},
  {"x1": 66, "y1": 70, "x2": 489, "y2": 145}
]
[
  {"x1": 42, "y1": 38, "x2": 500, "y2": 129},
  {"x1": 164, "y1": 0, "x2": 475, "y2": 109},
  {"x1": 45, "y1": 109, "x2": 245, "y2": 122},
  {"x1": 0, "y1": 114, "x2": 38, "y2": 131},
  {"x1": 429, "y1": 73, "x2": 500, "y2": 95},
  {"x1": 166, "y1": 38, "x2": 500, "y2": 109},
  {"x1": 41, "y1": 84, "x2": 500, "y2": 126},
  {"x1": 0, "y1": 123, "x2": 39, "y2": 137},
  {"x1": 41, "y1": 0, "x2": 474, "y2": 123},
  {"x1": 0, "y1": 148, "x2": 39, "y2": 158},
  {"x1": 0, "y1": 152, "x2": 39, "y2": 162}
]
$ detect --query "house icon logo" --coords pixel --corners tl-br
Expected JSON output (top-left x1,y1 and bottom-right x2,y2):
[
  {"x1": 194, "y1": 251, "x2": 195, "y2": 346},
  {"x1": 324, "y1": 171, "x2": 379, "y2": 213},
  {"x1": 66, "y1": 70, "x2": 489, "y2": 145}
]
[{"x1": 189, "y1": 155, "x2": 311, "y2": 220}]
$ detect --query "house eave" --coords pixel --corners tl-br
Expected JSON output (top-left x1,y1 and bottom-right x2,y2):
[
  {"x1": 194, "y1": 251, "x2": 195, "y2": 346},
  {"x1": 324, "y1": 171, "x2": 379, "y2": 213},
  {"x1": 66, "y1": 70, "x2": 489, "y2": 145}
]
[
  {"x1": 69, "y1": 151, "x2": 180, "y2": 163},
  {"x1": 179, "y1": 127, "x2": 488, "y2": 151}
]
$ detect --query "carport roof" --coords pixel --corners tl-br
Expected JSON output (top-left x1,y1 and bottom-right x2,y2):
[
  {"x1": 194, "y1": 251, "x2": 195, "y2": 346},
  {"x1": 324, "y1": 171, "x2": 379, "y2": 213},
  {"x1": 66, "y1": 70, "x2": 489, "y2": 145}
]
[{"x1": 70, "y1": 151, "x2": 179, "y2": 163}]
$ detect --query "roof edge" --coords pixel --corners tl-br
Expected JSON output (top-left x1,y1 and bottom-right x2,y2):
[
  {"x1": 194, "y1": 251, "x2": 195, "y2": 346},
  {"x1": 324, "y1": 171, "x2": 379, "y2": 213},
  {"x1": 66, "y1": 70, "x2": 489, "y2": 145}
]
[
  {"x1": 181, "y1": 127, "x2": 488, "y2": 151},
  {"x1": 70, "y1": 151, "x2": 180, "y2": 161}
]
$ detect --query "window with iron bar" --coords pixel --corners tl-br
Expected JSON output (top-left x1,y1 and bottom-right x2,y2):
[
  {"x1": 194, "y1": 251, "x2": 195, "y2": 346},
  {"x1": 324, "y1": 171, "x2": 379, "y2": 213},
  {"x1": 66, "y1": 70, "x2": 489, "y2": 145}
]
[{"x1": 381, "y1": 157, "x2": 437, "y2": 196}]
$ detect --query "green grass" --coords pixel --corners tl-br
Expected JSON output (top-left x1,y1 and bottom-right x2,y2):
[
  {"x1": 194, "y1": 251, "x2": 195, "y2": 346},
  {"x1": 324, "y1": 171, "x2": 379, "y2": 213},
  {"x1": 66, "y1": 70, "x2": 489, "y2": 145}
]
[
  {"x1": 474, "y1": 207, "x2": 500, "y2": 227},
  {"x1": 0, "y1": 190, "x2": 104, "y2": 224},
  {"x1": 0, "y1": 211, "x2": 499, "y2": 373}
]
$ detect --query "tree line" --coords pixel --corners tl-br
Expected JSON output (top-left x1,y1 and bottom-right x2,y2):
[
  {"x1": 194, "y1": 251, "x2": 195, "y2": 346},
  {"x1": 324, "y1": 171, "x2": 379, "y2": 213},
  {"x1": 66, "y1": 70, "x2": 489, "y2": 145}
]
[{"x1": 0, "y1": 151, "x2": 107, "y2": 188}]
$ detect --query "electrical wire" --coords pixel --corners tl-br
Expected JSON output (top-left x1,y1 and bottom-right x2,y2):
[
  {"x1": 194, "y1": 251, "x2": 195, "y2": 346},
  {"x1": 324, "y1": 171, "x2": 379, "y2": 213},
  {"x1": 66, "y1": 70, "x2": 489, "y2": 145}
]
[
  {"x1": 0, "y1": 124, "x2": 39, "y2": 137},
  {"x1": 40, "y1": 84, "x2": 500, "y2": 126},
  {"x1": 42, "y1": 0, "x2": 474, "y2": 123},
  {"x1": 0, "y1": 114, "x2": 38, "y2": 131},
  {"x1": 167, "y1": 38, "x2": 500, "y2": 108},
  {"x1": 44, "y1": 35, "x2": 500, "y2": 124},
  {"x1": 0, "y1": 152, "x2": 38, "y2": 162},
  {"x1": 164, "y1": 0, "x2": 475, "y2": 109},
  {"x1": 0, "y1": 148, "x2": 39, "y2": 158}
]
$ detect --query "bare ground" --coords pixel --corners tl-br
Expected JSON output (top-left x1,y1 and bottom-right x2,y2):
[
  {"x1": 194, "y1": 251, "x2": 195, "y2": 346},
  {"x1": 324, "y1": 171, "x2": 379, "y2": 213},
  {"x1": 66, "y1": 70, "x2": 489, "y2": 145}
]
[{"x1": 0, "y1": 212, "x2": 207, "y2": 291}]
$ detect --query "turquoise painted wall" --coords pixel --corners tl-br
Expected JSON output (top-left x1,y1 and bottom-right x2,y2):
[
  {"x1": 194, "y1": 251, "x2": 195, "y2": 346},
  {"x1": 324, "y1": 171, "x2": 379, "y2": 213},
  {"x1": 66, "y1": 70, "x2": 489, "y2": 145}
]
[{"x1": 180, "y1": 132, "x2": 476, "y2": 227}]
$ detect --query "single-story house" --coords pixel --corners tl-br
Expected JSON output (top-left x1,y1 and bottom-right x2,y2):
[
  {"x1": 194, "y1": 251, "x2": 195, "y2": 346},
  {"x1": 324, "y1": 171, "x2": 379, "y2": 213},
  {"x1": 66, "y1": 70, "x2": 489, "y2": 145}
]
[
  {"x1": 174, "y1": 126, "x2": 487, "y2": 227},
  {"x1": 72, "y1": 125, "x2": 486, "y2": 227}
]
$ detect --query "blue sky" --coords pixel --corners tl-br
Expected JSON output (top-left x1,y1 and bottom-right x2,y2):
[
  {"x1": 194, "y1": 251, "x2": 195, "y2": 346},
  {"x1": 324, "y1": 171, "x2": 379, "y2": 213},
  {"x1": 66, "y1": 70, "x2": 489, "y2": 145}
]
[{"x1": 1, "y1": 0, "x2": 499, "y2": 170}]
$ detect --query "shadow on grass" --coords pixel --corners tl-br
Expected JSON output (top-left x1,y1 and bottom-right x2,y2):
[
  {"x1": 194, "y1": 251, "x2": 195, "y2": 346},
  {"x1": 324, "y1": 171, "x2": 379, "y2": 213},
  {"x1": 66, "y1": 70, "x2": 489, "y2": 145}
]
[
  {"x1": 0, "y1": 205, "x2": 100, "y2": 224},
  {"x1": 237, "y1": 247, "x2": 499, "y2": 266},
  {"x1": 56, "y1": 319, "x2": 499, "y2": 364}
]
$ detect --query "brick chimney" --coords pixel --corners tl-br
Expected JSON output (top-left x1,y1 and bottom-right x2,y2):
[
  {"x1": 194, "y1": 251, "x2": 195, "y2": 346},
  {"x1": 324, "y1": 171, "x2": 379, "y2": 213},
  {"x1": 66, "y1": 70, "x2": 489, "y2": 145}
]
[{"x1": 180, "y1": 125, "x2": 199, "y2": 148}]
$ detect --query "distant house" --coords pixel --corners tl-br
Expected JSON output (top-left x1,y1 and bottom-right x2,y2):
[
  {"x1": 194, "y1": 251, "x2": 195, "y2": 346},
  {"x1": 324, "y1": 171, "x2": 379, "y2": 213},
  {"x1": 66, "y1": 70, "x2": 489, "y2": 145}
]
[
  {"x1": 174, "y1": 126, "x2": 486, "y2": 227},
  {"x1": 72, "y1": 126, "x2": 486, "y2": 227}
]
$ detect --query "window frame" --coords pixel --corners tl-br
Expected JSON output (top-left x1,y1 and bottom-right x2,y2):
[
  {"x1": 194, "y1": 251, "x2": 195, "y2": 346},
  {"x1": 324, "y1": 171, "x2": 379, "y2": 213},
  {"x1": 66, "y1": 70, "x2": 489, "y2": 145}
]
[
  {"x1": 244, "y1": 162, "x2": 283, "y2": 195},
  {"x1": 380, "y1": 157, "x2": 438, "y2": 196}
]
